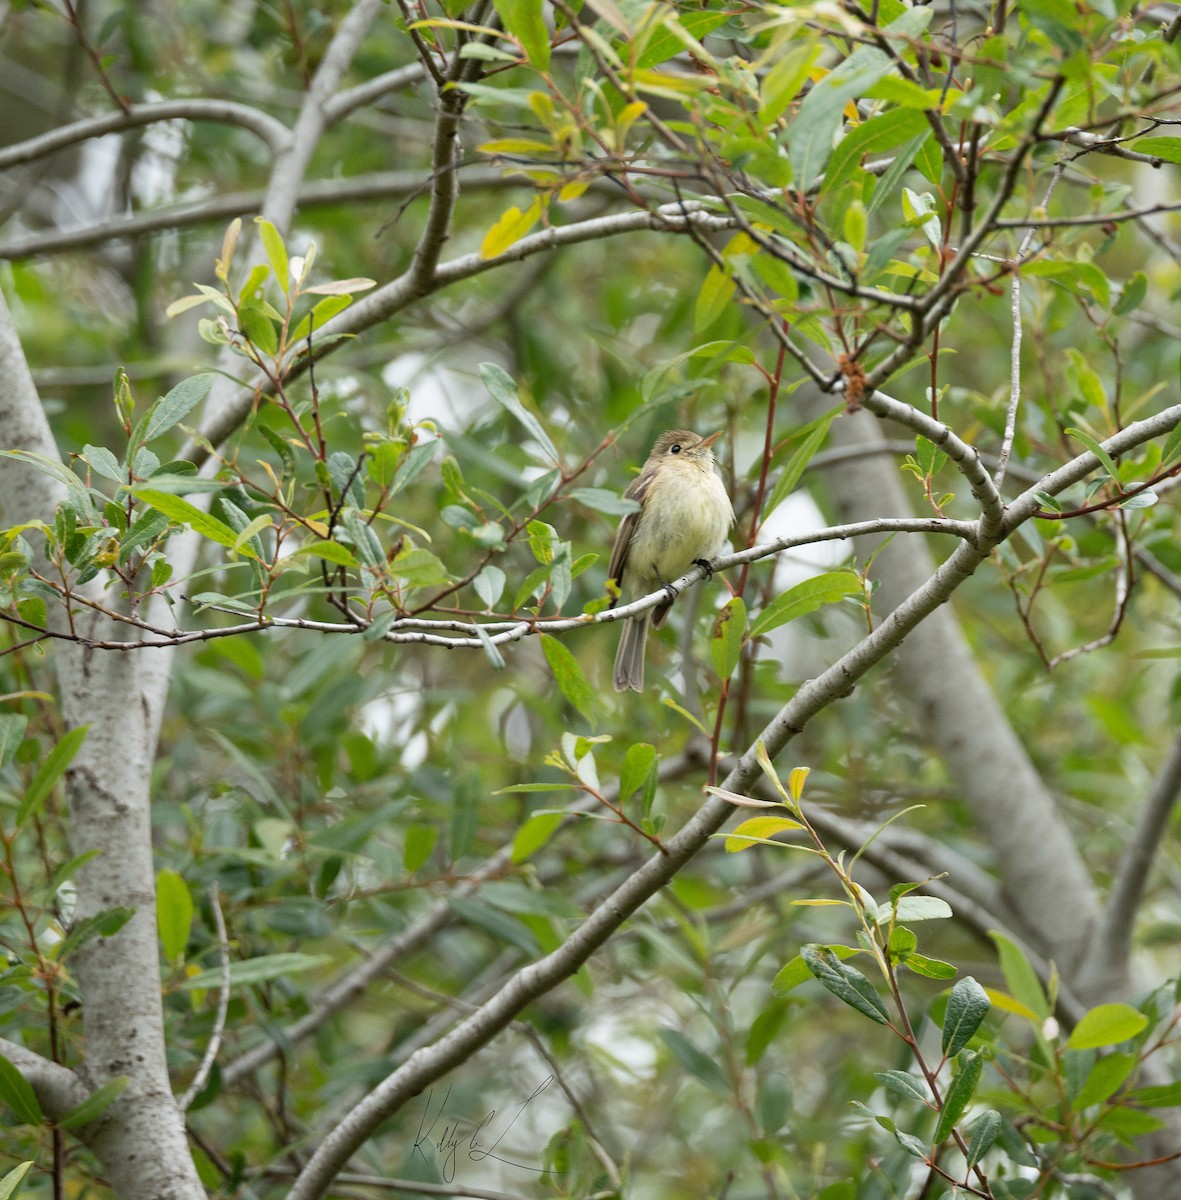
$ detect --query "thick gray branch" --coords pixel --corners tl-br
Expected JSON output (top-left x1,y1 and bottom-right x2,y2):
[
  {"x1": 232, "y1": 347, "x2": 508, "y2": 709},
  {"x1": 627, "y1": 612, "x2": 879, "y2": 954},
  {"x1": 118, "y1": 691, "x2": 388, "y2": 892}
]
[{"x1": 0, "y1": 99, "x2": 290, "y2": 168}]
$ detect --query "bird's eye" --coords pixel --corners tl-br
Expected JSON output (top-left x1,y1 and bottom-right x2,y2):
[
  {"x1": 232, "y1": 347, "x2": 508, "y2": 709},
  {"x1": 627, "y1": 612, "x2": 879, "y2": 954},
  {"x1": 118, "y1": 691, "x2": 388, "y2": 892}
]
[{"x1": 670, "y1": 443, "x2": 682, "y2": 454}]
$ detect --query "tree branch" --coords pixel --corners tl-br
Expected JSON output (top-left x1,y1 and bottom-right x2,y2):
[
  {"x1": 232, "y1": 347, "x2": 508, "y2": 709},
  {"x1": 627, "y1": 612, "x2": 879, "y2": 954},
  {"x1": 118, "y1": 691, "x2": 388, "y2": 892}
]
[
  {"x1": 1092, "y1": 730, "x2": 1181, "y2": 985},
  {"x1": 0, "y1": 99, "x2": 290, "y2": 169}
]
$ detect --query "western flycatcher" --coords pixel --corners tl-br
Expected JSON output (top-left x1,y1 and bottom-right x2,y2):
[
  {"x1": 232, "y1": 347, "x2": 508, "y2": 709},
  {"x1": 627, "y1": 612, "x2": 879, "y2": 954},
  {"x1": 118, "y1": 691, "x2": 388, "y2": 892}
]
[{"x1": 609, "y1": 429, "x2": 734, "y2": 692}]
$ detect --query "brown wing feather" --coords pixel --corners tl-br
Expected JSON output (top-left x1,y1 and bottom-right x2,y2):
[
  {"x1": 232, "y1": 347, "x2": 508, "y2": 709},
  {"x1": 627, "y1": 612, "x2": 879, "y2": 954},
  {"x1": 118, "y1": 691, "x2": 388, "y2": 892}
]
[{"x1": 607, "y1": 471, "x2": 654, "y2": 598}]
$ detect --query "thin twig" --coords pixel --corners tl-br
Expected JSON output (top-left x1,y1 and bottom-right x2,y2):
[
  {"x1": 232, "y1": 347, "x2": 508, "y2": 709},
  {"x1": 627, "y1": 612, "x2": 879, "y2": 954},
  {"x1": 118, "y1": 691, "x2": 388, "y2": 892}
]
[{"x1": 178, "y1": 886, "x2": 231, "y2": 1111}]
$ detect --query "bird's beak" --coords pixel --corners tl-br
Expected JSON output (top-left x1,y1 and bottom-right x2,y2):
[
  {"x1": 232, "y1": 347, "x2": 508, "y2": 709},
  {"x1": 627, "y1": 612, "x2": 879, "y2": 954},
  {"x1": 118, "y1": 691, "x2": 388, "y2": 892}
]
[{"x1": 698, "y1": 430, "x2": 723, "y2": 449}]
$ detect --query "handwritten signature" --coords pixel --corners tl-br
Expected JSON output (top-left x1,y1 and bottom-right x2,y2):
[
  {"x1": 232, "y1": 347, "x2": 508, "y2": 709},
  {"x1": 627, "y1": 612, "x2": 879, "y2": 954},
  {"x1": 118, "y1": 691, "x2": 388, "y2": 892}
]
[{"x1": 412, "y1": 1075, "x2": 554, "y2": 1182}]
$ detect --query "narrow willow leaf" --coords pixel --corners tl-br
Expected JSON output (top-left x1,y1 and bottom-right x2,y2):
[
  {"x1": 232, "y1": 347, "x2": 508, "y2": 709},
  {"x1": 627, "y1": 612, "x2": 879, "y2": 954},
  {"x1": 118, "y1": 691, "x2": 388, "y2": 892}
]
[
  {"x1": 772, "y1": 945, "x2": 860, "y2": 995},
  {"x1": 750, "y1": 571, "x2": 861, "y2": 638},
  {"x1": 57, "y1": 1076, "x2": 130, "y2": 1130},
  {"x1": 541, "y1": 635, "x2": 596, "y2": 724},
  {"x1": 694, "y1": 264, "x2": 736, "y2": 332},
  {"x1": 511, "y1": 812, "x2": 564, "y2": 863},
  {"x1": 18, "y1": 725, "x2": 89, "y2": 828},
  {"x1": 711, "y1": 596, "x2": 747, "y2": 681},
  {"x1": 724, "y1": 815, "x2": 804, "y2": 852},
  {"x1": 942, "y1": 976, "x2": 991, "y2": 1056},
  {"x1": 156, "y1": 868, "x2": 194, "y2": 962},
  {"x1": 989, "y1": 931, "x2": 1049, "y2": 1020},
  {"x1": 619, "y1": 742, "x2": 656, "y2": 801},
  {"x1": 133, "y1": 489, "x2": 246, "y2": 553},
  {"x1": 966, "y1": 1109, "x2": 1002, "y2": 1167},
  {"x1": 1067, "y1": 1003, "x2": 1148, "y2": 1050},
  {"x1": 255, "y1": 218, "x2": 289, "y2": 293},
  {"x1": 0, "y1": 715, "x2": 27, "y2": 770},
  {"x1": 179, "y1": 952, "x2": 331, "y2": 990},
  {"x1": 143, "y1": 374, "x2": 215, "y2": 443},
  {"x1": 801, "y1": 944, "x2": 891, "y2": 1025},
  {"x1": 875, "y1": 1070, "x2": 929, "y2": 1104},
  {"x1": 0, "y1": 1161, "x2": 34, "y2": 1199},
  {"x1": 934, "y1": 1050, "x2": 983, "y2": 1143},
  {"x1": 0, "y1": 1057, "x2": 43, "y2": 1125},
  {"x1": 1065, "y1": 426, "x2": 1117, "y2": 479},
  {"x1": 403, "y1": 823, "x2": 438, "y2": 873},
  {"x1": 480, "y1": 363, "x2": 558, "y2": 463},
  {"x1": 1073, "y1": 1052, "x2": 1137, "y2": 1110}
]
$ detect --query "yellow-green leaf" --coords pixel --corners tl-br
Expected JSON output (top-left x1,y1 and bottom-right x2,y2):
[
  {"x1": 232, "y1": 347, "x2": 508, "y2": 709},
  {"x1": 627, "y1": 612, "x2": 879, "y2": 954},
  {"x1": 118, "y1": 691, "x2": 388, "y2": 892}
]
[
  {"x1": 724, "y1": 815, "x2": 804, "y2": 852},
  {"x1": 254, "y1": 218, "x2": 289, "y2": 293},
  {"x1": 480, "y1": 197, "x2": 543, "y2": 259},
  {"x1": 1068, "y1": 1003, "x2": 1149, "y2": 1050},
  {"x1": 711, "y1": 596, "x2": 747, "y2": 681},
  {"x1": 156, "y1": 868, "x2": 193, "y2": 962},
  {"x1": 694, "y1": 264, "x2": 736, "y2": 333}
]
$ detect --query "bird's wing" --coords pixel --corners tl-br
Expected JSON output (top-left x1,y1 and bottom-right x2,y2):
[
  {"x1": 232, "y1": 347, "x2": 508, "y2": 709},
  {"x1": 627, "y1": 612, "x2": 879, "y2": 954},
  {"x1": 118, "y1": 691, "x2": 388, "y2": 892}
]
[{"x1": 606, "y1": 472, "x2": 652, "y2": 589}]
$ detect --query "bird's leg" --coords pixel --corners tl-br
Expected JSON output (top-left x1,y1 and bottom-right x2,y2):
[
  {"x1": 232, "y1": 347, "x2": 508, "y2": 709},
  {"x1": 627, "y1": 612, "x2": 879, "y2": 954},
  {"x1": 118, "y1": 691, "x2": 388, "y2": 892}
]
[{"x1": 693, "y1": 558, "x2": 714, "y2": 579}]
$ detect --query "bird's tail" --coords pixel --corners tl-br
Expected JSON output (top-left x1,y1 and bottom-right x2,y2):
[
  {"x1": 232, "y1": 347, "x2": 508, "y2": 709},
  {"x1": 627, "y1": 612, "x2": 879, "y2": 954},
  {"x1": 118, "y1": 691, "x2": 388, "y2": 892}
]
[{"x1": 613, "y1": 612, "x2": 649, "y2": 692}]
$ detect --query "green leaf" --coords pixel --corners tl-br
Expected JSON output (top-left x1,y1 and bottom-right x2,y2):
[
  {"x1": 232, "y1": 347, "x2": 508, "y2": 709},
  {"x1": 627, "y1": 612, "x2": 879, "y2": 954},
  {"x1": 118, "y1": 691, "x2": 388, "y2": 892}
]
[
  {"x1": 875, "y1": 1070, "x2": 929, "y2": 1103},
  {"x1": 989, "y1": 931, "x2": 1049, "y2": 1020},
  {"x1": 0, "y1": 1057, "x2": 43, "y2": 1125},
  {"x1": 1067, "y1": 1003, "x2": 1149, "y2": 1050},
  {"x1": 788, "y1": 8, "x2": 932, "y2": 189},
  {"x1": 1132, "y1": 136, "x2": 1181, "y2": 164},
  {"x1": 966, "y1": 1109, "x2": 1002, "y2": 1167},
  {"x1": 1065, "y1": 425, "x2": 1117, "y2": 479},
  {"x1": 619, "y1": 742, "x2": 656, "y2": 802},
  {"x1": 694, "y1": 264, "x2": 736, "y2": 333},
  {"x1": 823, "y1": 107, "x2": 929, "y2": 195},
  {"x1": 133, "y1": 489, "x2": 247, "y2": 553},
  {"x1": 763, "y1": 414, "x2": 836, "y2": 522},
  {"x1": 711, "y1": 596, "x2": 746, "y2": 681},
  {"x1": 0, "y1": 1161, "x2": 34, "y2": 1200},
  {"x1": 493, "y1": 0, "x2": 549, "y2": 68},
  {"x1": 875, "y1": 895, "x2": 952, "y2": 925},
  {"x1": 57, "y1": 1075, "x2": 130, "y2": 1130},
  {"x1": 1125, "y1": 1081, "x2": 1181, "y2": 1107},
  {"x1": 942, "y1": 976, "x2": 991, "y2": 1056},
  {"x1": 750, "y1": 571, "x2": 861, "y2": 638},
  {"x1": 1114, "y1": 271, "x2": 1148, "y2": 316},
  {"x1": 156, "y1": 868, "x2": 193, "y2": 962},
  {"x1": 541, "y1": 636, "x2": 596, "y2": 724},
  {"x1": 758, "y1": 39, "x2": 821, "y2": 125},
  {"x1": 142, "y1": 374, "x2": 215, "y2": 443},
  {"x1": 511, "y1": 811, "x2": 564, "y2": 863},
  {"x1": 57, "y1": 907, "x2": 137, "y2": 961},
  {"x1": 567, "y1": 487, "x2": 640, "y2": 516},
  {"x1": 289, "y1": 540, "x2": 359, "y2": 568},
  {"x1": 390, "y1": 546, "x2": 450, "y2": 588},
  {"x1": 289, "y1": 294, "x2": 353, "y2": 344},
  {"x1": 1073, "y1": 1052, "x2": 1137, "y2": 1110},
  {"x1": 18, "y1": 725, "x2": 89, "y2": 828},
  {"x1": 0, "y1": 714, "x2": 27, "y2": 769},
  {"x1": 479, "y1": 363, "x2": 559, "y2": 464},
  {"x1": 473, "y1": 564, "x2": 506, "y2": 609},
  {"x1": 179, "y1": 952, "x2": 331, "y2": 990},
  {"x1": 116, "y1": 509, "x2": 171, "y2": 566},
  {"x1": 80, "y1": 443, "x2": 123, "y2": 482},
  {"x1": 801, "y1": 944, "x2": 891, "y2": 1025},
  {"x1": 934, "y1": 1049, "x2": 983, "y2": 1143},
  {"x1": 659, "y1": 1028, "x2": 729, "y2": 1094},
  {"x1": 403, "y1": 823, "x2": 438, "y2": 873},
  {"x1": 904, "y1": 954, "x2": 958, "y2": 979},
  {"x1": 637, "y1": 10, "x2": 728, "y2": 69},
  {"x1": 772, "y1": 945, "x2": 860, "y2": 995},
  {"x1": 255, "y1": 218, "x2": 289, "y2": 293}
]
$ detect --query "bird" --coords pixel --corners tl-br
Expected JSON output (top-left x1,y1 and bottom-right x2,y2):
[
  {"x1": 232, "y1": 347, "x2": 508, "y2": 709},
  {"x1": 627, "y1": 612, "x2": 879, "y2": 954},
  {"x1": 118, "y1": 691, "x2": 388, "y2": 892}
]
[{"x1": 608, "y1": 429, "x2": 735, "y2": 692}]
